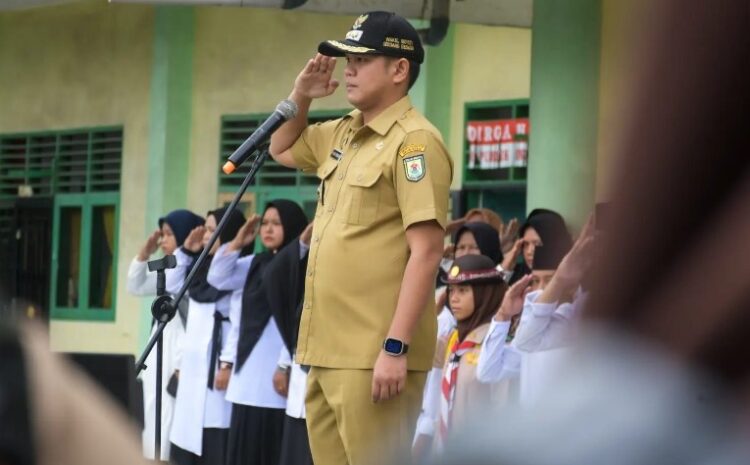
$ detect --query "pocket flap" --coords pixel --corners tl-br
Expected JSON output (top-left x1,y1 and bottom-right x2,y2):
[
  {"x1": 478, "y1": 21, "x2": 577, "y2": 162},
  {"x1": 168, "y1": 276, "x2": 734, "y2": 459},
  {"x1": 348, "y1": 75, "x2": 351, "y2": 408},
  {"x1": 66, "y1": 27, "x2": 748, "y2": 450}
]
[{"x1": 347, "y1": 167, "x2": 382, "y2": 187}]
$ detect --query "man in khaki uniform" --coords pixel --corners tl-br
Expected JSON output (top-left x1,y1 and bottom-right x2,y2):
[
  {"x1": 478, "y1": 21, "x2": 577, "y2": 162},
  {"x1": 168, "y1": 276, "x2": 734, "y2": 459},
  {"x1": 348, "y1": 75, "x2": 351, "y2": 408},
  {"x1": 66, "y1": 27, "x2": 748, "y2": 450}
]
[{"x1": 270, "y1": 11, "x2": 453, "y2": 465}]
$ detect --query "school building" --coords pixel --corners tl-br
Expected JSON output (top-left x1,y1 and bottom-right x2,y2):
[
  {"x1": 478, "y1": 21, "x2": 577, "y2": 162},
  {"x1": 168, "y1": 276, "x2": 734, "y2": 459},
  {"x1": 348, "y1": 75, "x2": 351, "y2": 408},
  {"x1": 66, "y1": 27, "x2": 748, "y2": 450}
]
[{"x1": 0, "y1": 0, "x2": 628, "y2": 355}]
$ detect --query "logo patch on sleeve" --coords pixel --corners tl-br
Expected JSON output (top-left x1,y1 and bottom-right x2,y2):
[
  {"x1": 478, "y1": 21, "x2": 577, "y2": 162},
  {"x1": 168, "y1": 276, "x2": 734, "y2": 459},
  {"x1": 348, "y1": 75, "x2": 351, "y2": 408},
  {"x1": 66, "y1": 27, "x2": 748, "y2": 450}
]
[{"x1": 403, "y1": 155, "x2": 426, "y2": 182}]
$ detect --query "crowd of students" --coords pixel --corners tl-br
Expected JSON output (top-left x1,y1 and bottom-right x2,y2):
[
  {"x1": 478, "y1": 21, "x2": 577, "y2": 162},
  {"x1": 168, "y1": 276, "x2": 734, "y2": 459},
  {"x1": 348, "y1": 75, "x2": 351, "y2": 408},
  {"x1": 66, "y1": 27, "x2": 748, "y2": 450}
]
[{"x1": 129, "y1": 200, "x2": 596, "y2": 465}]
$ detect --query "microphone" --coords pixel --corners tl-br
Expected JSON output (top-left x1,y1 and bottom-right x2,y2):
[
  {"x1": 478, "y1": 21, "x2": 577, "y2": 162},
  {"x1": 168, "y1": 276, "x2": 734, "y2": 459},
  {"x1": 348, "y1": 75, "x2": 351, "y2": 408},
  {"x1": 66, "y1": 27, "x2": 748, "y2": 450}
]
[{"x1": 222, "y1": 99, "x2": 299, "y2": 174}]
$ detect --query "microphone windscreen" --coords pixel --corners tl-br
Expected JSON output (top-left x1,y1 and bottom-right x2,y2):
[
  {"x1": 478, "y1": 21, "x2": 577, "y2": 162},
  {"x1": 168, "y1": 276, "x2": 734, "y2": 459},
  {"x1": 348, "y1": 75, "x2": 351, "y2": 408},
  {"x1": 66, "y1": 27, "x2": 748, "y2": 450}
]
[{"x1": 276, "y1": 99, "x2": 299, "y2": 120}]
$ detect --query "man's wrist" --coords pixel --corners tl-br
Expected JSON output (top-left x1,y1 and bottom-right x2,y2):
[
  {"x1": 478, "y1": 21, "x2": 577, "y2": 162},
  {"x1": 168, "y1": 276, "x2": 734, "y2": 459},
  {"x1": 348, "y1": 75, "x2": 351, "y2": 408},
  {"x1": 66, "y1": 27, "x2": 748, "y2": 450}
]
[
  {"x1": 383, "y1": 338, "x2": 409, "y2": 356},
  {"x1": 289, "y1": 88, "x2": 313, "y2": 105}
]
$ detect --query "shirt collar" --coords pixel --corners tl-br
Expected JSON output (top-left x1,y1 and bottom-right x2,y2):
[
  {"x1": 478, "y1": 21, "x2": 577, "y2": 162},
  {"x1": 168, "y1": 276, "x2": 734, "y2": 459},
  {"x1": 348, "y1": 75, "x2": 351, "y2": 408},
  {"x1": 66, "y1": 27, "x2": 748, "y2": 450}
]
[{"x1": 345, "y1": 95, "x2": 413, "y2": 136}]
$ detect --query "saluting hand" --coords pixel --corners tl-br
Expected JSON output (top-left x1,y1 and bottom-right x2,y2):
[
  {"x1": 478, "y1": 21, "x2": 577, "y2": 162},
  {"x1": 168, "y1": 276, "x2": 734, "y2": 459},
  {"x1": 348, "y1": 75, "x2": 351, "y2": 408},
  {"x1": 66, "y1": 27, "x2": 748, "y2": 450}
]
[
  {"x1": 294, "y1": 53, "x2": 339, "y2": 99},
  {"x1": 372, "y1": 351, "x2": 407, "y2": 403},
  {"x1": 137, "y1": 229, "x2": 161, "y2": 261},
  {"x1": 495, "y1": 274, "x2": 533, "y2": 322},
  {"x1": 501, "y1": 238, "x2": 525, "y2": 272},
  {"x1": 183, "y1": 226, "x2": 205, "y2": 253},
  {"x1": 499, "y1": 218, "x2": 520, "y2": 255},
  {"x1": 554, "y1": 213, "x2": 596, "y2": 289},
  {"x1": 228, "y1": 214, "x2": 261, "y2": 253}
]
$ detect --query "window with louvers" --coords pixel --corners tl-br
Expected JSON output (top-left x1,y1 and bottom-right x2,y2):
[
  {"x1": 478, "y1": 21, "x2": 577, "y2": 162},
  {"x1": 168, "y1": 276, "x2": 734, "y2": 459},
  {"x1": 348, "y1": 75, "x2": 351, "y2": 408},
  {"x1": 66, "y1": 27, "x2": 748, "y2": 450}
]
[
  {"x1": 218, "y1": 112, "x2": 346, "y2": 192},
  {"x1": 0, "y1": 127, "x2": 123, "y2": 197}
]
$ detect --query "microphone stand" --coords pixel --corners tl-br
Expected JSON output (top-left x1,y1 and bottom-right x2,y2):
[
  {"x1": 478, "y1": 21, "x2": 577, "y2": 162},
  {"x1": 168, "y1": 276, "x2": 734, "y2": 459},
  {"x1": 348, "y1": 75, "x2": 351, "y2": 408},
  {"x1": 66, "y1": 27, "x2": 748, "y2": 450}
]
[{"x1": 135, "y1": 147, "x2": 271, "y2": 463}]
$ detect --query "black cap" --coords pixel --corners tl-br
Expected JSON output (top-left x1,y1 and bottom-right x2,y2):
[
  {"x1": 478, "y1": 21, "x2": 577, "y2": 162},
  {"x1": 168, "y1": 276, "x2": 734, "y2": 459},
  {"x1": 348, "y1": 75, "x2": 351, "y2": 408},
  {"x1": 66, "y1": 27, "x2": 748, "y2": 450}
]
[
  {"x1": 442, "y1": 254, "x2": 505, "y2": 285},
  {"x1": 318, "y1": 11, "x2": 425, "y2": 64}
]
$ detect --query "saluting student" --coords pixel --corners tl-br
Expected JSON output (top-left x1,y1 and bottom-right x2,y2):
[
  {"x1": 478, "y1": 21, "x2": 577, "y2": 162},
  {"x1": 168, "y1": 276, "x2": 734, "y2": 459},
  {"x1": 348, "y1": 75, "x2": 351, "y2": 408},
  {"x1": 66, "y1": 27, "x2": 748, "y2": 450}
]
[
  {"x1": 127, "y1": 209, "x2": 204, "y2": 461},
  {"x1": 208, "y1": 200, "x2": 308, "y2": 465},
  {"x1": 169, "y1": 207, "x2": 246, "y2": 465},
  {"x1": 476, "y1": 229, "x2": 577, "y2": 408}
]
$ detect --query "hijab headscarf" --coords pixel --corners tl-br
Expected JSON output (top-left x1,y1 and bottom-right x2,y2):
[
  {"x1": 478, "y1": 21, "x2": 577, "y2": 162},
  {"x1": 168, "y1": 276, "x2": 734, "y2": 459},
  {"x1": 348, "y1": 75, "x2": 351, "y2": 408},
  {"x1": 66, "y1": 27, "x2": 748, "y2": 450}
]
[
  {"x1": 235, "y1": 200, "x2": 308, "y2": 371},
  {"x1": 158, "y1": 209, "x2": 204, "y2": 248},
  {"x1": 187, "y1": 207, "x2": 246, "y2": 303},
  {"x1": 453, "y1": 222, "x2": 503, "y2": 264},
  {"x1": 509, "y1": 209, "x2": 572, "y2": 283}
]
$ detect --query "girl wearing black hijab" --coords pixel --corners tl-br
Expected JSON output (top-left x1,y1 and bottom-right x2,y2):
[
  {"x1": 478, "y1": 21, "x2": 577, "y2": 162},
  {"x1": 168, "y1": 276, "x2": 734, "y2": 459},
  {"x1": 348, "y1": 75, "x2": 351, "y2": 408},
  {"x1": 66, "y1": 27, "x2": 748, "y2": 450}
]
[
  {"x1": 207, "y1": 199, "x2": 308, "y2": 465},
  {"x1": 126, "y1": 208, "x2": 205, "y2": 461},
  {"x1": 502, "y1": 209, "x2": 573, "y2": 285},
  {"x1": 169, "y1": 207, "x2": 246, "y2": 465}
]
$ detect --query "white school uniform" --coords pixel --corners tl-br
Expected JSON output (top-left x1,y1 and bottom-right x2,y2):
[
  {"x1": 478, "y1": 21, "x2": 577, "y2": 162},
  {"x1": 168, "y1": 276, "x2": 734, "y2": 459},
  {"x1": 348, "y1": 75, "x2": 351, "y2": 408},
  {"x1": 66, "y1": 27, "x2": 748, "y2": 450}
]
[
  {"x1": 207, "y1": 245, "x2": 287, "y2": 409},
  {"x1": 169, "y1": 249, "x2": 233, "y2": 456},
  {"x1": 127, "y1": 256, "x2": 188, "y2": 460},
  {"x1": 510, "y1": 289, "x2": 587, "y2": 407}
]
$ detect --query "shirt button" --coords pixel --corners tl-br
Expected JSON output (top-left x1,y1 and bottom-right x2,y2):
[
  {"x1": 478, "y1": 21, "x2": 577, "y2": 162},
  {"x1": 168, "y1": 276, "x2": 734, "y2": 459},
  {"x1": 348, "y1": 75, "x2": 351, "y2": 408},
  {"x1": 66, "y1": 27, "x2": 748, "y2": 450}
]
[
  {"x1": 352, "y1": 142, "x2": 359, "y2": 149},
  {"x1": 308, "y1": 270, "x2": 314, "y2": 277},
  {"x1": 313, "y1": 236, "x2": 319, "y2": 243},
  {"x1": 356, "y1": 174, "x2": 363, "y2": 181},
  {"x1": 327, "y1": 207, "x2": 333, "y2": 213},
  {"x1": 304, "y1": 302, "x2": 311, "y2": 309},
  {"x1": 338, "y1": 174, "x2": 344, "y2": 180}
]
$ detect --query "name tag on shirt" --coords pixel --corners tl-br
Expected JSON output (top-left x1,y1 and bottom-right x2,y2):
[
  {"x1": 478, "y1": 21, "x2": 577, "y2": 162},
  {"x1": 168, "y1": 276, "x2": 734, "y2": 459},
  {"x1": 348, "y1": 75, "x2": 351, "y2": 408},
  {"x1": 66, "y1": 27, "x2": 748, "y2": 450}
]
[{"x1": 330, "y1": 149, "x2": 343, "y2": 161}]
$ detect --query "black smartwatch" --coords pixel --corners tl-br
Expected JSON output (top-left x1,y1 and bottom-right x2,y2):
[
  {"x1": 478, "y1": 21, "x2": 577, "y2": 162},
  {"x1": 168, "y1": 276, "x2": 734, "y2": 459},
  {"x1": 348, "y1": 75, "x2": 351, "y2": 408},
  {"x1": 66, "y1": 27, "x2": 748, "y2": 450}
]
[{"x1": 383, "y1": 338, "x2": 409, "y2": 356}]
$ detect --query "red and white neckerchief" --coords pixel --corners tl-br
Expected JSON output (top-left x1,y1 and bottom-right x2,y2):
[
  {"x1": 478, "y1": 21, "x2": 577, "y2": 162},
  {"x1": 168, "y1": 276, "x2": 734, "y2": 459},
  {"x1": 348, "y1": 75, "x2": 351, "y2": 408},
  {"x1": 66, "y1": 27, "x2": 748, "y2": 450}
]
[{"x1": 437, "y1": 329, "x2": 478, "y2": 450}]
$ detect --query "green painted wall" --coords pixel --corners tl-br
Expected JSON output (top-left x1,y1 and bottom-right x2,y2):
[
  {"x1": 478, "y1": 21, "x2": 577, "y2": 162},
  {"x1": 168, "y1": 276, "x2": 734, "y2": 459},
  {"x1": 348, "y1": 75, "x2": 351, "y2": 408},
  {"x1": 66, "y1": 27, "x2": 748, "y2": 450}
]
[
  {"x1": 527, "y1": 0, "x2": 602, "y2": 227},
  {"x1": 423, "y1": 25, "x2": 456, "y2": 152},
  {"x1": 139, "y1": 6, "x2": 195, "y2": 348},
  {"x1": 0, "y1": 0, "x2": 156, "y2": 354}
]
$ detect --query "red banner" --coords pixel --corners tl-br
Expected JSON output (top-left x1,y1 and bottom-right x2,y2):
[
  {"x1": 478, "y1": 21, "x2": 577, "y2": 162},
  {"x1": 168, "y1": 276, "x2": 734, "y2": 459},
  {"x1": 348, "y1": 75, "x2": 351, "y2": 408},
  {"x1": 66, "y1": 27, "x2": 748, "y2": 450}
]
[{"x1": 466, "y1": 118, "x2": 529, "y2": 170}]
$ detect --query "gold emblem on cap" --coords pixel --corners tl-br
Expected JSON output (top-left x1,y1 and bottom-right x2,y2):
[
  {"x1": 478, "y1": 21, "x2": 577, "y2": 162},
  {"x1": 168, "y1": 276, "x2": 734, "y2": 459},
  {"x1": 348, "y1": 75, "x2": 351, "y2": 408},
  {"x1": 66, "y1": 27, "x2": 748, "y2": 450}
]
[
  {"x1": 450, "y1": 266, "x2": 460, "y2": 277},
  {"x1": 353, "y1": 14, "x2": 368, "y2": 30}
]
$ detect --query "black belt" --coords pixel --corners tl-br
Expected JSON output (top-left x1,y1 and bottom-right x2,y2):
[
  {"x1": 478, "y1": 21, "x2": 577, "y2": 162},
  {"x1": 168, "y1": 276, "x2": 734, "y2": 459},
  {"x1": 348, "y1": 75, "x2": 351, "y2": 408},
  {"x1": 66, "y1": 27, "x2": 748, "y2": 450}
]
[{"x1": 207, "y1": 311, "x2": 230, "y2": 389}]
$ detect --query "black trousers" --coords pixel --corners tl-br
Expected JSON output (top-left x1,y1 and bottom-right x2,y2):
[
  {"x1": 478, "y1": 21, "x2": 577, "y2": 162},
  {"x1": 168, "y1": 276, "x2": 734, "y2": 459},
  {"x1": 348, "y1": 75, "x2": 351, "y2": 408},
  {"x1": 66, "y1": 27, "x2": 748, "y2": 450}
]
[
  {"x1": 225, "y1": 404, "x2": 285, "y2": 465},
  {"x1": 170, "y1": 428, "x2": 228, "y2": 465},
  {"x1": 279, "y1": 415, "x2": 314, "y2": 465}
]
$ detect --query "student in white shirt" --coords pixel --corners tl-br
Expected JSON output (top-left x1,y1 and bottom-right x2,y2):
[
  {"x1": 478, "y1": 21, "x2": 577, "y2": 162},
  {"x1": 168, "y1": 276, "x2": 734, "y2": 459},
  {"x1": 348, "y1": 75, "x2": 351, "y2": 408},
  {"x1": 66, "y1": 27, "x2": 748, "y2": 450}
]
[
  {"x1": 477, "y1": 215, "x2": 595, "y2": 407},
  {"x1": 208, "y1": 199, "x2": 308, "y2": 465},
  {"x1": 126, "y1": 209, "x2": 204, "y2": 460},
  {"x1": 169, "y1": 207, "x2": 246, "y2": 465},
  {"x1": 513, "y1": 215, "x2": 594, "y2": 353}
]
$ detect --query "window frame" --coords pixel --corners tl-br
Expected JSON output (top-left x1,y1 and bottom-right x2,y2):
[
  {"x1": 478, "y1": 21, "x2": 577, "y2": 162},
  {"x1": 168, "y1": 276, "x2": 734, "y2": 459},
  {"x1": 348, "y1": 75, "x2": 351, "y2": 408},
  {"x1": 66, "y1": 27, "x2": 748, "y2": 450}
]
[{"x1": 50, "y1": 192, "x2": 120, "y2": 321}]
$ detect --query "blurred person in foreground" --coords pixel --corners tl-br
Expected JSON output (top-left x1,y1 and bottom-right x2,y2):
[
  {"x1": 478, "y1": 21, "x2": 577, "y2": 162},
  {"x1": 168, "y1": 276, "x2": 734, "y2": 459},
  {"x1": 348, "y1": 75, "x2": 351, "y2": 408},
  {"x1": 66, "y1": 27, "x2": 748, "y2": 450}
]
[
  {"x1": 426, "y1": 0, "x2": 750, "y2": 463},
  {"x1": 0, "y1": 319, "x2": 149, "y2": 465}
]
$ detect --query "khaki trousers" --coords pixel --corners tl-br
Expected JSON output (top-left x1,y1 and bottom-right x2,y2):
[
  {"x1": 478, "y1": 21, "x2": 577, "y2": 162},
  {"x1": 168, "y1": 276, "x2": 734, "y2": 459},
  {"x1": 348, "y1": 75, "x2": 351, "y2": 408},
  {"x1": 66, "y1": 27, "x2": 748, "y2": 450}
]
[{"x1": 305, "y1": 367, "x2": 426, "y2": 465}]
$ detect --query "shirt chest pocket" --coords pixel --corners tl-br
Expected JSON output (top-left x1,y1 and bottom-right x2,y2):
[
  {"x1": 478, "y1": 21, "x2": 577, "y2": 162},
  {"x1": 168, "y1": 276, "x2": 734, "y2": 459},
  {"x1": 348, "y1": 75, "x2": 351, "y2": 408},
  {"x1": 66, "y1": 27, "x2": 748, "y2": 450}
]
[{"x1": 343, "y1": 167, "x2": 383, "y2": 226}]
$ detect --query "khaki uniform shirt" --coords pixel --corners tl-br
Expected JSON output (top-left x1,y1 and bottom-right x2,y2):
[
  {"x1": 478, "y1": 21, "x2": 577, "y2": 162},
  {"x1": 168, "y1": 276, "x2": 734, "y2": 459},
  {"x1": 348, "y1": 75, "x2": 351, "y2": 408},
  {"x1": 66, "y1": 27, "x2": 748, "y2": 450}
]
[{"x1": 290, "y1": 96, "x2": 453, "y2": 371}]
